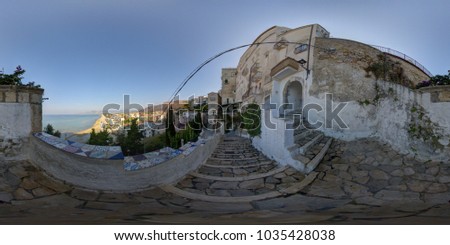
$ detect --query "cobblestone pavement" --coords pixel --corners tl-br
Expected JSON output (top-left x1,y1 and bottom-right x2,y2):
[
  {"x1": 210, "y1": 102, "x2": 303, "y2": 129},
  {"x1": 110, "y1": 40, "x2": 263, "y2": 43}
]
[{"x1": 0, "y1": 136, "x2": 449, "y2": 224}]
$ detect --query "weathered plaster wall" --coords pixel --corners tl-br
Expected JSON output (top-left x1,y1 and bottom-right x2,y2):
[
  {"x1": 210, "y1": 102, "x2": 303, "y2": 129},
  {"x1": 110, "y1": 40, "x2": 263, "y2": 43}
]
[
  {"x1": 311, "y1": 38, "x2": 449, "y2": 160},
  {"x1": 28, "y1": 134, "x2": 221, "y2": 191},
  {"x1": 0, "y1": 86, "x2": 43, "y2": 161}
]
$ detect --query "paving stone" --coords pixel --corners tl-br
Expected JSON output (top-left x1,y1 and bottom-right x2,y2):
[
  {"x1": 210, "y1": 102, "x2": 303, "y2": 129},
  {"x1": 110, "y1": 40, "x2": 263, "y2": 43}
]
[
  {"x1": 20, "y1": 178, "x2": 40, "y2": 190},
  {"x1": 332, "y1": 164, "x2": 349, "y2": 171},
  {"x1": 307, "y1": 180, "x2": 347, "y2": 199},
  {"x1": 388, "y1": 177, "x2": 403, "y2": 186},
  {"x1": 323, "y1": 173, "x2": 340, "y2": 182},
  {"x1": 412, "y1": 173, "x2": 435, "y2": 182},
  {"x1": 386, "y1": 184, "x2": 408, "y2": 191},
  {"x1": 8, "y1": 165, "x2": 29, "y2": 178},
  {"x1": 205, "y1": 189, "x2": 231, "y2": 197},
  {"x1": 369, "y1": 169, "x2": 390, "y2": 180},
  {"x1": 228, "y1": 189, "x2": 255, "y2": 197},
  {"x1": 210, "y1": 181, "x2": 239, "y2": 190},
  {"x1": 265, "y1": 183, "x2": 276, "y2": 190},
  {"x1": 351, "y1": 170, "x2": 368, "y2": 178},
  {"x1": 0, "y1": 192, "x2": 13, "y2": 203},
  {"x1": 189, "y1": 201, "x2": 253, "y2": 213},
  {"x1": 281, "y1": 176, "x2": 297, "y2": 183},
  {"x1": 97, "y1": 193, "x2": 135, "y2": 203},
  {"x1": 233, "y1": 168, "x2": 248, "y2": 175},
  {"x1": 366, "y1": 180, "x2": 389, "y2": 193},
  {"x1": 407, "y1": 180, "x2": 431, "y2": 192},
  {"x1": 426, "y1": 183, "x2": 448, "y2": 193},
  {"x1": 4, "y1": 172, "x2": 21, "y2": 187},
  {"x1": 354, "y1": 196, "x2": 384, "y2": 206},
  {"x1": 273, "y1": 173, "x2": 287, "y2": 178},
  {"x1": 70, "y1": 188, "x2": 99, "y2": 201},
  {"x1": 32, "y1": 187, "x2": 56, "y2": 197},
  {"x1": 426, "y1": 166, "x2": 440, "y2": 176},
  {"x1": 84, "y1": 201, "x2": 125, "y2": 211},
  {"x1": 438, "y1": 176, "x2": 450, "y2": 184},
  {"x1": 178, "y1": 178, "x2": 194, "y2": 188},
  {"x1": 338, "y1": 171, "x2": 352, "y2": 181},
  {"x1": 374, "y1": 190, "x2": 422, "y2": 203},
  {"x1": 354, "y1": 176, "x2": 370, "y2": 185},
  {"x1": 391, "y1": 169, "x2": 404, "y2": 177},
  {"x1": 422, "y1": 193, "x2": 450, "y2": 205},
  {"x1": 239, "y1": 179, "x2": 265, "y2": 189},
  {"x1": 403, "y1": 167, "x2": 415, "y2": 176},
  {"x1": 11, "y1": 194, "x2": 84, "y2": 209},
  {"x1": 36, "y1": 176, "x2": 71, "y2": 193},
  {"x1": 194, "y1": 182, "x2": 210, "y2": 190},
  {"x1": 135, "y1": 188, "x2": 169, "y2": 199},
  {"x1": 265, "y1": 176, "x2": 281, "y2": 184},
  {"x1": 343, "y1": 181, "x2": 371, "y2": 198},
  {"x1": 13, "y1": 188, "x2": 33, "y2": 200}
]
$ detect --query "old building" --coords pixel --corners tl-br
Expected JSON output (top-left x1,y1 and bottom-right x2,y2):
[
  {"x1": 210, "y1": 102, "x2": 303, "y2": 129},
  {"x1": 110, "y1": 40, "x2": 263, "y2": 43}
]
[{"x1": 222, "y1": 24, "x2": 448, "y2": 172}]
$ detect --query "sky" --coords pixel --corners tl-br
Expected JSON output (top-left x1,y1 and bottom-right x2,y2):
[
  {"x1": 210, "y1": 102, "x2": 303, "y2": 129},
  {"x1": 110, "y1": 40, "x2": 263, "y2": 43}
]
[{"x1": 1, "y1": 0, "x2": 449, "y2": 114}]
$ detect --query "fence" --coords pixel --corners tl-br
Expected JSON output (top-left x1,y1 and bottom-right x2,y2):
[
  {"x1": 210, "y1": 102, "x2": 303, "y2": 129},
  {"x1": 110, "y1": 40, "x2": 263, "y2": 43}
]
[{"x1": 371, "y1": 45, "x2": 432, "y2": 77}]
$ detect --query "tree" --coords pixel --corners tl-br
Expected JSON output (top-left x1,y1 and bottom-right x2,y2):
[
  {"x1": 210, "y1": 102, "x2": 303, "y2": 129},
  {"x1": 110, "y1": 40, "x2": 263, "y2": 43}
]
[
  {"x1": 165, "y1": 105, "x2": 176, "y2": 146},
  {"x1": 189, "y1": 111, "x2": 203, "y2": 134},
  {"x1": 88, "y1": 129, "x2": 112, "y2": 146},
  {"x1": 44, "y1": 124, "x2": 61, "y2": 138},
  {"x1": 0, "y1": 66, "x2": 40, "y2": 88},
  {"x1": 241, "y1": 103, "x2": 261, "y2": 137},
  {"x1": 117, "y1": 118, "x2": 143, "y2": 155}
]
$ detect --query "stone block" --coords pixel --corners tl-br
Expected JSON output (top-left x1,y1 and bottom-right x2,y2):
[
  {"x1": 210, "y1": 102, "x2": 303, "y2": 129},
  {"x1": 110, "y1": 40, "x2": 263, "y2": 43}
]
[
  {"x1": 18, "y1": 92, "x2": 29, "y2": 103},
  {"x1": 5, "y1": 92, "x2": 16, "y2": 102}
]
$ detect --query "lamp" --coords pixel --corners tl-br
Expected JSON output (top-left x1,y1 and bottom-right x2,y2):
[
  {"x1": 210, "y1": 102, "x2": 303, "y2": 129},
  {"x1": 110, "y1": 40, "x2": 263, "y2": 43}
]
[{"x1": 298, "y1": 59, "x2": 310, "y2": 79}]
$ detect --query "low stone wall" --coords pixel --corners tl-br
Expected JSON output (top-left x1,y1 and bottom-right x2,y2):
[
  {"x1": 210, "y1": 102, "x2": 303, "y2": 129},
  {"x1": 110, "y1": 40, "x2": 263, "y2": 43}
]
[
  {"x1": 419, "y1": 85, "x2": 450, "y2": 103},
  {"x1": 28, "y1": 134, "x2": 221, "y2": 192}
]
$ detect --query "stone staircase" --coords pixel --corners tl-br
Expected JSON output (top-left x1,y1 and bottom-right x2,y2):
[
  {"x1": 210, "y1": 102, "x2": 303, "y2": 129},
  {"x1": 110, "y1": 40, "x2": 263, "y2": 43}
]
[
  {"x1": 288, "y1": 119, "x2": 333, "y2": 173},
  {"x1": 161, "y1": 135, "x2": 317, "y2": 203}
]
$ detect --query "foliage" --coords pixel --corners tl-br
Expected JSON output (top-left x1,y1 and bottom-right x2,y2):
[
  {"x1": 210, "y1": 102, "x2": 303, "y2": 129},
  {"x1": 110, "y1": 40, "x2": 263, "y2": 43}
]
[
  {"x1": 188, "y1": 111, "x2": 203, "y2": 135},
  {"x1": 364, "y1": 54, "x2": 412, "y2": 88},
  {"x1": 165, "y1": 105, "x2": 176, "y2": 146},
  {"x1": 416, "y1": 72, "x2": 450, "y2": 89},
  {"x1": 408, "y1": 105, "x2": 444, "y2": 149},
  {"x1": 143, "y1": 134, "x2": 166, "y2": 152},
  {"x1": 241, "y1": 103, "x2": 261, "y2": 137},
  {"x1": 0, "y1": 66, "x2": 41, "y2": 88},
  {"x1": 44, "y1": 124, "x2": 61, "y2": 138},
  {"x1": 117, "y1": 118, "x2": 143, "y2": 155},
  {"x1": 88, "y1": 128, "x2": 112, "y2": 146}
]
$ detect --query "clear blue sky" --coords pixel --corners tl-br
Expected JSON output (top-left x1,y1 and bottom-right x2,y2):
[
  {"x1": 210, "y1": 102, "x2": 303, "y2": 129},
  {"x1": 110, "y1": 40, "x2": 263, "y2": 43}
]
[{"x1": 1, "y1": 0, "x2": 449, "y2": 114}]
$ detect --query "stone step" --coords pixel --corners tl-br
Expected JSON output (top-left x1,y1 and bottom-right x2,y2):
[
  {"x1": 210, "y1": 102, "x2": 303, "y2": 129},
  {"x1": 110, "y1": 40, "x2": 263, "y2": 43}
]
[
  {"x1": 294, "y1": 128, "x2": 313, "y2": 142},
  {"x1": 297, "y1": 132, "x2": 323, "y2": 155},
  {"x1": 293, "y1": 137, "x2": 332, "y2": 173},
  {"x1": 162, "y1": 172, "x2": 318, "y2": 203},
  {"x1": 196, "y1": 163, "x2": 278, "y2": 177},
  {"x1": 190, "y1": 166, "x2": 289, "y2": 182},
  {"x1": 203, "y1": 160, "x2": 275, "y2": 169}
]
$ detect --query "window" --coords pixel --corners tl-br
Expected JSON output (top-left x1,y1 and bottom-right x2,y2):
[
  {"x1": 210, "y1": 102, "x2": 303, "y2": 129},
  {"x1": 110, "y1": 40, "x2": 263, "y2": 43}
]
[
  {"x1": 224, "y1": 79, "x2": 228, "y2": 84},
  {"x1": 294, "y1": 44, "x2": 308, "y2": 54}
]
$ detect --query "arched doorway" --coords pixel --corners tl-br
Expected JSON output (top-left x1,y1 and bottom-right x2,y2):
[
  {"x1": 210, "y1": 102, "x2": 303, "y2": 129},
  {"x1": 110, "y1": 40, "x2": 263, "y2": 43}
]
[{"x1": 282, "y1": 81, "x2": 303, "y2": 117}]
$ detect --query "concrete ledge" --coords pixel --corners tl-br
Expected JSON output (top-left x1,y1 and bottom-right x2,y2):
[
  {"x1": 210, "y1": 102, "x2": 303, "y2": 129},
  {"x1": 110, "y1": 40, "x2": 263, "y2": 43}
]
[{"x1": 28, "y1": 134, "x2": 221, "y2": 192}]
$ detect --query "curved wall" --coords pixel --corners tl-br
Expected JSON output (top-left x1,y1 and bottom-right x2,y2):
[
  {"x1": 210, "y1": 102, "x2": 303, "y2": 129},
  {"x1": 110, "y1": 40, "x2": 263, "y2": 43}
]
[{"x1": 28, "y1": 134, "x2": 221, "y2": 192}]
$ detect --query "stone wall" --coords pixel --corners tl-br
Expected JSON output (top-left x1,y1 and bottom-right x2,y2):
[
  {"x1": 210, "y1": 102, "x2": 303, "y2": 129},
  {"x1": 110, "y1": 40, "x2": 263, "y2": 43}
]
[
  {"x1": 28, "y1": 133, "x2": 221, "y2": 191},
  {"x1": 311, "y1": 38, "x2": 450, "y2": 161},
  {"x1": 0, "y1": 85, "x2": 43, "y2": 161}
]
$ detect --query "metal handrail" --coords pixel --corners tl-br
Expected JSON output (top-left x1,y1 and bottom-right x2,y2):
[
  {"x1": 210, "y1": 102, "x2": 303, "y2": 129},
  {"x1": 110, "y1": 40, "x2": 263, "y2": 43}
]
[{"x1": 371, "y1": 45, "x2": 432, "y2": 77}]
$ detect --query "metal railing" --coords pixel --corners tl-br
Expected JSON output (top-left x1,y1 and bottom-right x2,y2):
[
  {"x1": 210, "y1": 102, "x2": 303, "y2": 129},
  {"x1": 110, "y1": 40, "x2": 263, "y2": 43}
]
[{"x1": 371, "y1": 45, "x2": 432, "y2": 77}]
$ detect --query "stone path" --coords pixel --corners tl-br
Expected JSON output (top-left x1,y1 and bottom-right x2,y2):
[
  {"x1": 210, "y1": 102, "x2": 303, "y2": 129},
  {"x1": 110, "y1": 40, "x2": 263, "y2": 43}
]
[
  {"x1": 161, "y1": 135, "x2": 315, "y2": 202},
  {"x1": 289, "y1": 120, "x2": 333, "y2": 172},
  {"x1": 0, "y1": 137, "x2": 449, "y2": 224}
]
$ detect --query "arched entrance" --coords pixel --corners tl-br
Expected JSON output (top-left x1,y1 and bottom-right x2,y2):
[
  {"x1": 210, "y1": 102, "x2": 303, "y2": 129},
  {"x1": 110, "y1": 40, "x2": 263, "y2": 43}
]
[{"x1": 282, "y1": 81, "x2": 303, "y2": 117}]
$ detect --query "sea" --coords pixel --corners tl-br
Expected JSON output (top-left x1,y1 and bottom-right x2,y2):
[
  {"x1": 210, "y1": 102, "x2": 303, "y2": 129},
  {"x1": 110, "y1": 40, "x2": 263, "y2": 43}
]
[{"x1": 42, "y1": 114, "x2": 100, "y2": 133}]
